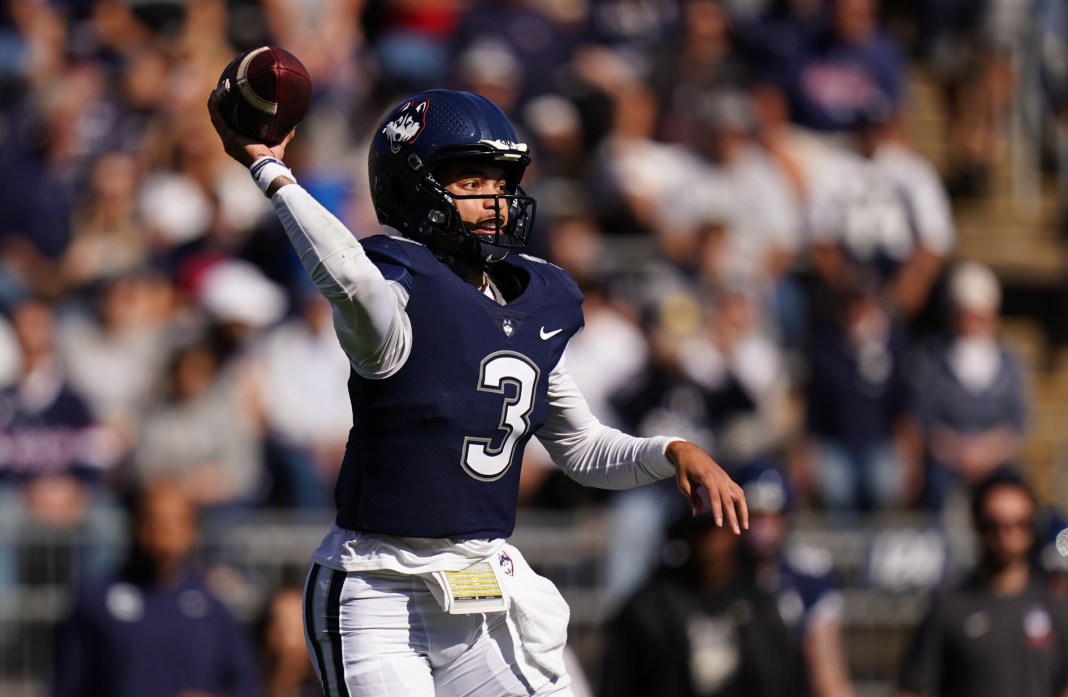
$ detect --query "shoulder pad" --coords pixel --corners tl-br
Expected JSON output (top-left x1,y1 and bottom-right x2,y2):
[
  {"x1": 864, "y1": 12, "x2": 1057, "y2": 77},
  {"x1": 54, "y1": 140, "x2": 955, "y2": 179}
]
[{"x1": 518, "y1": 253, "x2": 565, "y2": 272}]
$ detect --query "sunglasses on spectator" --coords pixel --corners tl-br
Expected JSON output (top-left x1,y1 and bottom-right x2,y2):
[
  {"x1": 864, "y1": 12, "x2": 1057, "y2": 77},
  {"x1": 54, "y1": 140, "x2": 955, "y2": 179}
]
[{"x1": 979, "y1": 518, "x2": 1034, "y2": 534}]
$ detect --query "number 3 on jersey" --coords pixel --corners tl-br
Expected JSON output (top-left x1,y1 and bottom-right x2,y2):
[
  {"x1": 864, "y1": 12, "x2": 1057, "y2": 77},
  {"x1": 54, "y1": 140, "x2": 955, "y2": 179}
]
[{"x1": 461, "y1": 351, "x2": 540, "y2": 481}]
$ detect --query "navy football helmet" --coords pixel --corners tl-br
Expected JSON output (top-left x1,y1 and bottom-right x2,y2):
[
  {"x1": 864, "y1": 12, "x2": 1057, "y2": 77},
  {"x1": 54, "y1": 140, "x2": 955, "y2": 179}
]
[{"x1": 368, "y1": 90, "x2": 536, "y2": 263}]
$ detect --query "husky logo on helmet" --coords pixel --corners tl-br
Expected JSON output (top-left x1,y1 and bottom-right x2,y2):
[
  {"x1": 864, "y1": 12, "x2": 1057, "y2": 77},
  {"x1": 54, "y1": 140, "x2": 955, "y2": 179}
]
[{"x1": 382, "y1": 100, "x2": 429, "y2": 154}]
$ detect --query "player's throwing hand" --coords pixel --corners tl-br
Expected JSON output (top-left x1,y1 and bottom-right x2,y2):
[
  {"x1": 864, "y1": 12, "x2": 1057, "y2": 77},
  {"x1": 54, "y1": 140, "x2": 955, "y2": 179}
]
[{"x1": 206, "y1": 92, "x2": 294, "y2": 168}]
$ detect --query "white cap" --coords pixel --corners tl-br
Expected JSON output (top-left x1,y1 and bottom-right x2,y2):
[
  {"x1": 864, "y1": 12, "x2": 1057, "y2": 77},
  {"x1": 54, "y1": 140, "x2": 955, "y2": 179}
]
[
  {"x1": 198, "y1": 259, "x2": 288, "y2": 328},
  {"x1": 524, "y1": 94, "x2": 581, "y2": 139},
  {"x1": 457, "y1": 39, "x2": 522, "y2": 87},
  {"x1": 949, "y1": 261, "x2": 1001, "y2": 315}
]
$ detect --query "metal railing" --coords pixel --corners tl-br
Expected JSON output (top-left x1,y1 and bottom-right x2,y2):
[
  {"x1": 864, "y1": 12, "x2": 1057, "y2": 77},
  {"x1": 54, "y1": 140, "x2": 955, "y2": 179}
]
[{"x1": 0, "y1": 508, "x2": 950, "y2": 697}]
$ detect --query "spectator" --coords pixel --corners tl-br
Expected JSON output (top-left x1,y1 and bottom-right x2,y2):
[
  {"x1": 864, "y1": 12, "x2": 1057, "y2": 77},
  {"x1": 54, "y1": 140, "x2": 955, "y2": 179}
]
[
  {"x1": 910, "y1": 262, "x2": 1027, "y2": 511},
  {"x1": 897, "y1": 472, "x2": 1068, "y2": 697},
  {"x1": 738, "y1": 463, "x2": 854, "y2": 697},
  {"x1": 910, "y1": 0, "x2": 986, "y2": 197},
  {"x1": 2, "y1": 0, "x2": 68, "y2": 90},
  {"x1": 520, "y1": 94, "x2": 591, "y2": 186},
  {"x1": 658, "y1": 89, "x2": 805, "y2": 347},
  {"x1": 761, "y1": 0, "x2": 906, "y2": 135},
  {"x1": 585, "y1": 0, "x2": 684, "y2": 62},
  {"x1": 0, "y1": 91, "x2": 75, "y2": 299},
  {"x1": 249, "y1": 290, "x2": 351, "y2": 510},
  {"x1": 450, "y1": 39, "x2": 524, "y2": 119},
  {"x1": 51, "y1": 480, "x2": 261, "y2": 697},
  {"x1": 806, "y1": 107, "x2": 955, "y2": 326},
  {"x1": 131, "y1": 333, "x2": 264, "y2": 511},
  {"x1": 582, "y1": 55, "x2": 703, "y2": 236},
  {"x1": 647, "y1": 0, "x2": 751, "y2": 147},
  {"x1": 939, "y1": 0, "x2": 1032, "y2": 199},
  {"x1": 56, "y1": 270, "x2": 174, "y2": 456},
  {"x1": 59, "y1": 151, "x2": 151, "y2": 292},
  {"x1": 741, "y1": 0, "x2": 906, "y2": 194},
  {"x1": 688, "y1": 278, "x2": 794, "y2": 467},
  {"x1": 603, "y1": 286, "x2": 759, "y2": 607},
  {"x1": 731, "y1": 0, "x2": 831, "y2": 193},
  {"x1": 800, "y1": 282, "x2": 916, "y2": 512},
  {"x1": 612, "y1": 286, "x2": 760, "y2": 458},
  {"x1": 109, "y1": 45, "x2": 174, "y2": 153},
  {"x1": 732, "y1": 0, "x2": 829, "y2": 68},
  {"x1": 0, "y1": 296, "x2": 125, "y2": 589},
  {"x1": 600, "y1": 491, "x2": 795, "y2": 697},
  {"x1": 254, "y1": 586, "x2": 319, "y2": 697}
]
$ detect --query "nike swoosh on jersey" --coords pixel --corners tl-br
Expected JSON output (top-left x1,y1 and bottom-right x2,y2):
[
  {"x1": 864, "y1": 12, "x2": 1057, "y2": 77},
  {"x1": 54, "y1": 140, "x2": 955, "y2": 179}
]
[{"x1": 539, "y1": 327, "x2": 563, "y2": 340}]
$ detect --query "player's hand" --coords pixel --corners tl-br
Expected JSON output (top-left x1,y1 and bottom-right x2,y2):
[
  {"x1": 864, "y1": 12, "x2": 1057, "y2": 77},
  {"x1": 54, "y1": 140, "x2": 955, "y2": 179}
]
[
  {"x1": 206, "y1": 91, "x2": 294, "y2": 167},
  {"x1": 667, "y1": 440, "x2": 748, "y2": 534}
]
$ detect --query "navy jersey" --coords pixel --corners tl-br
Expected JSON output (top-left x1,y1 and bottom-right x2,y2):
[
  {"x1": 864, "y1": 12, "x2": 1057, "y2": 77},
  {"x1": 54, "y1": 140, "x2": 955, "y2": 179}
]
[
  {"x1": 334, "y1": 236, "x2": 584, "y2": 539},
  {"x1": 53, "y1": 570, "x2": 260, "y2": 697},
  {"x1": 765, "y1": 549, "x2": 842, "y2": 697},
  {"x1": 772, "y1": 549, "x2": 840, "y2": 638}
]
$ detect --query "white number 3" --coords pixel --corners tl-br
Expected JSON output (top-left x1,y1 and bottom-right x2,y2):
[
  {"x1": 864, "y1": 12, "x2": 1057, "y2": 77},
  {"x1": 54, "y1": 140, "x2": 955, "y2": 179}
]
[{"x1": 461, "y1": 351, "x2": 540, "y2": 481}]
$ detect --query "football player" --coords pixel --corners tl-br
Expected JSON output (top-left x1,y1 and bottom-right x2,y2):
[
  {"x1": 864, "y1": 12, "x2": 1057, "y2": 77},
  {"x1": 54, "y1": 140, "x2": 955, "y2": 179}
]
[{"x1": 207, "y1": 88, "x2": 747, "y2": 697}]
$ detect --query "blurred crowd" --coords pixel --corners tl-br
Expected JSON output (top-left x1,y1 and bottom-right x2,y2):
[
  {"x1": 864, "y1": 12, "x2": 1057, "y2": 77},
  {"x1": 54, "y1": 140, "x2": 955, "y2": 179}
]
[{"x1": 3, "y1": 0, "x2": 1068, "y2": 693}]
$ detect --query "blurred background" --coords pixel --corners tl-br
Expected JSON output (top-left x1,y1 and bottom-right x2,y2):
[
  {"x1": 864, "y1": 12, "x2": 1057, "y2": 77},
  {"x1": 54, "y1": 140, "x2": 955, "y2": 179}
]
[{"x1": 3, "y1": 0, "x2": 1068, "y2": 695}]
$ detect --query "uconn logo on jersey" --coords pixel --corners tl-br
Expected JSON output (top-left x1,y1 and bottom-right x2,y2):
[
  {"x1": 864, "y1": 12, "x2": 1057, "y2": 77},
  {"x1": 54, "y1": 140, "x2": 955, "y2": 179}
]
[{"x1": 383, "y1": 99, "x2": 429, "y2": 154}]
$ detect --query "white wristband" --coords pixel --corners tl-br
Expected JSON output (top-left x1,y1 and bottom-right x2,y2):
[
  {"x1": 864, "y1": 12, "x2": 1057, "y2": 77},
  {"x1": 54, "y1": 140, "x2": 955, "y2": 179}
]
[{"x1": 250, "y1": 157, "x2": 295, "y2": 197}]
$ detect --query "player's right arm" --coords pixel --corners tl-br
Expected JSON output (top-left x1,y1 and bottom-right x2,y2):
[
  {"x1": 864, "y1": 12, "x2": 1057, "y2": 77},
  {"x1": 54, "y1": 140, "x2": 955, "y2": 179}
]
[
  {"x1": 206, "y1": 93, "x2": 411, "y2": 377},
  {"x1": 270, "y1": 186, "x2": 412, "y2": 377}
]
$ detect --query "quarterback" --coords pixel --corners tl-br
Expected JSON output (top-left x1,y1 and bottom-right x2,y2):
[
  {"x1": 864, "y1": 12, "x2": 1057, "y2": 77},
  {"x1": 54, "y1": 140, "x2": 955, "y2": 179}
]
[{"x1": 207, "y1": 88, "x2": 747, "y2": 697}]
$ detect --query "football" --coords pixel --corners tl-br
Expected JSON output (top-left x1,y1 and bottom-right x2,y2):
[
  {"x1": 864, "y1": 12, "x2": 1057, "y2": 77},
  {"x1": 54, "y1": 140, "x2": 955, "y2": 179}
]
[{"x1": 214, "y1": 46, "x2": 313, "y2": 145}]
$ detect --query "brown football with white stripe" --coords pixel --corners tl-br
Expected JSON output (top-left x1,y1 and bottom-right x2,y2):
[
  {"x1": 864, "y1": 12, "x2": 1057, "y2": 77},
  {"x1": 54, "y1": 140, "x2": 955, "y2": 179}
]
[{"x1": 215, "y1": 46, "x2": 313, "y2": 145}]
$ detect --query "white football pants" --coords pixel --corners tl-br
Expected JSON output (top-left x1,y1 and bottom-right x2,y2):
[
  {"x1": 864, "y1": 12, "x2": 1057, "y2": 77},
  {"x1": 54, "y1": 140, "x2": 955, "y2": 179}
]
[{"x1": 303, "y1": 564, "x2": 575, "y2": 696}]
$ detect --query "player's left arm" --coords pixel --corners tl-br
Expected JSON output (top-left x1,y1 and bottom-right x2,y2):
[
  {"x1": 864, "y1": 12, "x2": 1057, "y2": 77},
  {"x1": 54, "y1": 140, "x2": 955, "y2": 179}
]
[
  {"x1": 805, "y1": 614, "x2": 855, "y2": 697},
  {"x1": 537, "y1": 361, "x2": 747, "y2": 533}
]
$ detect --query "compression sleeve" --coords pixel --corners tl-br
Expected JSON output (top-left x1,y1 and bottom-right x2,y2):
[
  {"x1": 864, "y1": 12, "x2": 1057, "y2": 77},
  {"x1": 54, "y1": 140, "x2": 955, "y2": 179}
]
[
  {"x1": 536, "y1": 359, "x2": 680, "y2": 489},
  {"x1": 272, "y1": 184, "x2": 411, "y2": 377}
]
